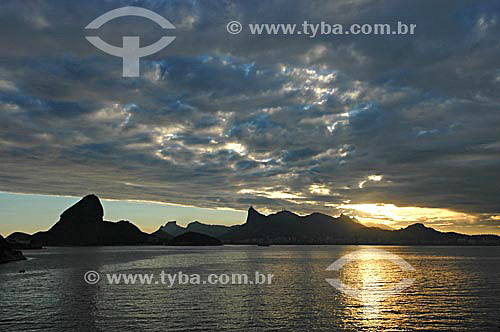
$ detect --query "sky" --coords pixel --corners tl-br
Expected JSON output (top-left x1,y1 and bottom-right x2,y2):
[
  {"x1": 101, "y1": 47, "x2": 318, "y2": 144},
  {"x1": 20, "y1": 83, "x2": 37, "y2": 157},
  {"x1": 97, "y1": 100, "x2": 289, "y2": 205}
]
[{"x1": 1, "y1": 0, "x2": 500, "y2": 236}]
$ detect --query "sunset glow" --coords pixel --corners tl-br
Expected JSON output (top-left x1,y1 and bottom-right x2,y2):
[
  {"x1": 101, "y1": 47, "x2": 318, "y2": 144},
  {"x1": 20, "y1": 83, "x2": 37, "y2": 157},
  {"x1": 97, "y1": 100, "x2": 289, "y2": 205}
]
[{"x1": 337, "y1": 203, "x2": 480, "y2": 231}]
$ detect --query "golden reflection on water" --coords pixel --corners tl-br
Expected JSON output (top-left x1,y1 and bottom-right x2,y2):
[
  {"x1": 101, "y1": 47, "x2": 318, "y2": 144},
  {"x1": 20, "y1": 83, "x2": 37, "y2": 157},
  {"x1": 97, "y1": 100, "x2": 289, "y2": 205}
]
[{"x1": 336, "y1": 248, "x2": 412, "y2": 326}]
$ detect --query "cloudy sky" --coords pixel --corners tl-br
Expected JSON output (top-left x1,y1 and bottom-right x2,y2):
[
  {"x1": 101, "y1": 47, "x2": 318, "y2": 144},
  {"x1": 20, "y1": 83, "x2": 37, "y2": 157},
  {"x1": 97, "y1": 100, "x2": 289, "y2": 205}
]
[{"x1": 1, "y1": 0, "x2": 500, "y2": 235}]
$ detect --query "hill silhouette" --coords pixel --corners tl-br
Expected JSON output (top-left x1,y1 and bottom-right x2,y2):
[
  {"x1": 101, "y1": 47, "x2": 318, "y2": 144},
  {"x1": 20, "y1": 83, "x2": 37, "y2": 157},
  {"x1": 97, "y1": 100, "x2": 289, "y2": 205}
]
[
  {"x1": 6, "y1": 232, "x2": 43, "y2": 249},
  {"x1": 0, "y1": 234, "x2": 26, "y2": 264},
  {"x1": 169, "y1": 232, "x2": 223, "y2": 246},
  {"x1": 31, "y1": 194, "x2": 149, "y2": 246},
  {"x1": 7, "y1": 195, "x2": 500, "y2": 246},
  {"x1": 148, "y1": 227, "x2": 173, "y2": 244},
  {"x1": 160, "y1": 221, "x2": 235, "y2": 237}
]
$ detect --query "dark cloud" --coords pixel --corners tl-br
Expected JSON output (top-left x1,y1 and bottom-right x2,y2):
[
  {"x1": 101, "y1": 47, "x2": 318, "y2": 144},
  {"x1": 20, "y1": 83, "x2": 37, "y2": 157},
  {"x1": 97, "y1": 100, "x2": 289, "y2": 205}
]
[{"x1": 1, "y1": 0, "x2": 500, "y2": 231}]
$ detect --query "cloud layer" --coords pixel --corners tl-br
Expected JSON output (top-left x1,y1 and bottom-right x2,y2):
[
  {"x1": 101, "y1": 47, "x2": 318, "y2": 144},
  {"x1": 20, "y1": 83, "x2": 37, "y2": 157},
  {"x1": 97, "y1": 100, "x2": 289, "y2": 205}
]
[{"x1": 1, "y1": 0, "x2": 499, "y2": 231}]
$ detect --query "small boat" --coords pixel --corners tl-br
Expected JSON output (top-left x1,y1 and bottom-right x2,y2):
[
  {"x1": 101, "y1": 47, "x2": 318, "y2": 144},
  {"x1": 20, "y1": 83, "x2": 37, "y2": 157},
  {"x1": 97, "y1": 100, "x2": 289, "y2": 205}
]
[{"x1": 257, "y1": 243, "x2": 270, "y2": 247}]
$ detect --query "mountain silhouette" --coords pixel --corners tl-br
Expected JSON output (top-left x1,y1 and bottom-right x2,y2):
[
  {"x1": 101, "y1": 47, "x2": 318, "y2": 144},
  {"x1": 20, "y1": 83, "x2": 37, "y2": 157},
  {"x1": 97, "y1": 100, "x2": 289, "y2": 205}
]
[
  {"x1": 160, "y1": 221, "x2": 186, "y2": 237},
  {"x1": 218, "y1": 207, "x2": 500, "y2": 245},
  {"x1": 221, "y1": 207, "x2": 365, "y2": 244},
  {"x1": 160, "y1": 220, "x2": 235, "y2": 238},
  {"x1": 31, "y1": 194, "x2": 149, "y2": 246},
  {"x1": 6, "y1": 232, "x2": 42, "y2": 249},
  {"x1": 7, "y1": 195, "x2": 500, "y2": 246},
  {"x1": 0, "y1": 234, "x2": 26, "y2": 264},
  {"x1": 12, "y1": 195, "x2": 225, "y2": 246}
]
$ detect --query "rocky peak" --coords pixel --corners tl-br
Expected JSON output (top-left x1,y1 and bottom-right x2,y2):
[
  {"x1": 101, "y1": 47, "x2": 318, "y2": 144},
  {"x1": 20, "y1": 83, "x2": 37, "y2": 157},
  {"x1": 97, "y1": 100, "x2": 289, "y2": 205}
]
[
  {"x1": 336, "y1": 213, "x2": 352, "y2": 222},
  {"x1": 164, "y1": 221, "x2": 177, "y2": 226},
  {"x1": 59, "y1": 194, "x2": 104, "y2": 223},
  {"x1": 246, "y1": 206, "x2": 266, "y2": 224}
]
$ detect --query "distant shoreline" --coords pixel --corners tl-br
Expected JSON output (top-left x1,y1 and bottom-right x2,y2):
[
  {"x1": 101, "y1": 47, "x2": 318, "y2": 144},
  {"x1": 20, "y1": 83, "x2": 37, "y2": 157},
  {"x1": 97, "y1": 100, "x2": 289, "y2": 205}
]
[{"x1": 30, "y1": 243, "x2": 500, "y2": 248}]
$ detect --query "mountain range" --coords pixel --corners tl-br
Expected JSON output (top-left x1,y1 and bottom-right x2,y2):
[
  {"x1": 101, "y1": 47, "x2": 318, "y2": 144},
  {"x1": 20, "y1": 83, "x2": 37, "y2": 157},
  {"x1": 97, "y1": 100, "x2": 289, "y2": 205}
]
[
  {"x1": 221, "y1": 207, "x2": 500, "y2": 245},
  {"x1": 4, "y1": 194, "x2": 500, "y2": 248}
]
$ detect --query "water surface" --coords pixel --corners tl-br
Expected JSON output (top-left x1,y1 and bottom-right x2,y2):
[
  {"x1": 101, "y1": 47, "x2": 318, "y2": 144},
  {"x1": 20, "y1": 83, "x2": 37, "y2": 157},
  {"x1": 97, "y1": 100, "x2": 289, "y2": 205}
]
[{"x1": 1, "y1": 246, "x2": 499, "y2": 331}]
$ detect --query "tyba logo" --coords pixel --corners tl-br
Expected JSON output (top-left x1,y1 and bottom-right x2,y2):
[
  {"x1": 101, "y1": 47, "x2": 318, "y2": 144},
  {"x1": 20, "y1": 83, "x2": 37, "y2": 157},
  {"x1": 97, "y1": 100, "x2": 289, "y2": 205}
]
[{"x1": 85, "y1": 6, "x2": 175, "y2": 77}]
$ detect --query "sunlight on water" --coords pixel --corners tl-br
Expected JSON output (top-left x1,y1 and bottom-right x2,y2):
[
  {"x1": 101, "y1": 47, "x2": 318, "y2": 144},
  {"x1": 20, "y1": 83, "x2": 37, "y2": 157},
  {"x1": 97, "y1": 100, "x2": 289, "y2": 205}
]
[{"x1": 1, "y1": 246, "x2": 500, "y2": 331}]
